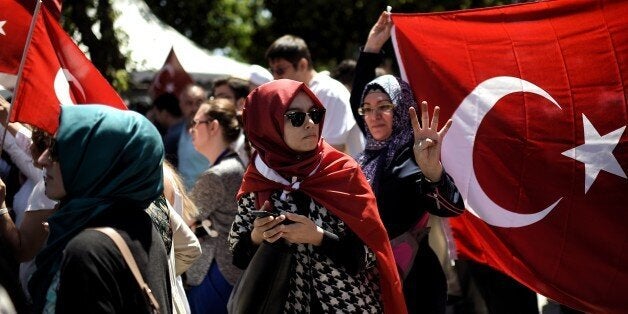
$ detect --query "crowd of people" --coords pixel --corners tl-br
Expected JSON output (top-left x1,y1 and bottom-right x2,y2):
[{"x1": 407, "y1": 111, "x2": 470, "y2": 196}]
[{"x1": 0, "y1": 9, "x2": 576, "y2": 314}]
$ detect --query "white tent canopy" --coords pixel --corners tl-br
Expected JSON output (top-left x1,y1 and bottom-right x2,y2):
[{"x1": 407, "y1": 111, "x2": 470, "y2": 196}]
[{"x1": 112, "y1": 0, "x2": 251, "y2": 83}]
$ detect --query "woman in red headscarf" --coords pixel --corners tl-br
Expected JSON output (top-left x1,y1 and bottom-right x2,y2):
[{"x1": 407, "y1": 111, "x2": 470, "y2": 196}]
[{"x1": 227, "y1": 79, "x2": 406, "y2": 313}]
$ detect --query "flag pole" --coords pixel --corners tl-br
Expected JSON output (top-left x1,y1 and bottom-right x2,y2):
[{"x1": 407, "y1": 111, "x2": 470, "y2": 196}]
[{"x1": 0, "y1": 0, "x2": 44, "y2": 157}]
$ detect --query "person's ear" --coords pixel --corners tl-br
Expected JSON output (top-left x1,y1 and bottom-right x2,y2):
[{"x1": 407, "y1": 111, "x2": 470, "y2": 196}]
[
  {"x1": 298, "y1": 58, "x2": 309, "y2": 71},
  {"x1": 210, "y1": 119, "x2": 220, "y2": 133}
]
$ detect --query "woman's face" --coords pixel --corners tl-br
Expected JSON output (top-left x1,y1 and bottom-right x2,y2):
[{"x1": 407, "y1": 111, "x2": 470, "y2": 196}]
[
  {"x1": 37, "y1": 141, "x2": 66, "y2": 200},
  {"x1": 362, "y1": 91, "x2": 394, "y2": 141},
  {"x1": 189, "y1": 109, "x2": 212, "y2": 151},
  {"x1": 283, "y1": 92, "x2": 321, "y2": 152}
]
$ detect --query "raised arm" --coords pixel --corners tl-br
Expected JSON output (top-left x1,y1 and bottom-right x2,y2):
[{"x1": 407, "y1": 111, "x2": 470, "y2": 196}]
[{"x1": 350, "y1": 11, "x2": 393, "y2": 134}]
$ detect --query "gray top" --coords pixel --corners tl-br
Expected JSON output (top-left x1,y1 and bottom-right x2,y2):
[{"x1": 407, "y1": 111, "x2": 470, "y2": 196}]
[{"x1": 186, "y1": 153, "x2": 245, "y2": 286}]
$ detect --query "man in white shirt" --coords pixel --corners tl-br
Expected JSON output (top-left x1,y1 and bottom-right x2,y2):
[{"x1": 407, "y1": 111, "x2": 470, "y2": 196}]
[{"x1": 266, "y1": 35, "x2": 364, "y2": 157}]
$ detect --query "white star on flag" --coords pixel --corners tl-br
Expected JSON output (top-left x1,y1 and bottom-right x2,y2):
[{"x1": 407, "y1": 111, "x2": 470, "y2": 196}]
[
  {"x1": 0, "y1": 20, "x2": 6, "y2": 36},
  {"x1": 562, "y1": 114, "x2": 627, "y2": 194}
]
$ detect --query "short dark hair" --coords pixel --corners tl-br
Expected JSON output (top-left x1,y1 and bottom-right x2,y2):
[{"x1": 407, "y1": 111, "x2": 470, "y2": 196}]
[
  {"x1": 212, "y1": 76, "x2": 251, "y2": 101},
  {"x1": 265, "y1": 35, "x2": 313, "y2": 69},
  {"x1": 331, "y1": 59, "x2": 357, "y2": 90},
  {"x1": 153, "y1": 93, "x2": 182, "y2": 117}
]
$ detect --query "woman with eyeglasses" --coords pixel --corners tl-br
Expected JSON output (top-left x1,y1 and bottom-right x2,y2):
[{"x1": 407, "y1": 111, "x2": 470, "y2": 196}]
[
  {"x1": 350, "y1": 11, "x2": 466, "y2": 314},
  {"x1": 227, "y1": 79, "x2": 406, "y2": 313},
  {"x1": 186, "y1": 98, "x2": 245, "y2": 314},
  {"x1": 26, "y1": 105, "x2": 171, "y2": 313}
]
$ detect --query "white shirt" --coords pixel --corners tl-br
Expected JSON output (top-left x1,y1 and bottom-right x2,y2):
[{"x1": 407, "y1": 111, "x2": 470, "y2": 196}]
[{"x1": 308, "y1": 73, "x2": 365, "y2": 157}]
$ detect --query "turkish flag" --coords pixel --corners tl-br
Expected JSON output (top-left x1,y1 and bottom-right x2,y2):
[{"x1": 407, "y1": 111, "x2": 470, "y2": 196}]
[
  {"x1": 0, "y1": 0, "x2": 34, "y2": 75},
  {"x1": 44, "y1": 0, "x2": 63, "y2": 20},
  {"x1": 0, "y1": 0, "x2": 62, "y2": 75},
  {"x1": 392, "y1": 0, "x2": 627, "y2": 313},
  {"x1": 10, "y1": 6, "x2": 126, "y2": 135},
  {"x1": 147, "y1": 47, "x2": 194, "y2": 100}
]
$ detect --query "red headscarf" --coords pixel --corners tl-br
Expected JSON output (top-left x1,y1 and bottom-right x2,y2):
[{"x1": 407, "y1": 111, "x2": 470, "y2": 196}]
[{"x1": 239, "y1": 79, "x2": 406, "y2": 313}]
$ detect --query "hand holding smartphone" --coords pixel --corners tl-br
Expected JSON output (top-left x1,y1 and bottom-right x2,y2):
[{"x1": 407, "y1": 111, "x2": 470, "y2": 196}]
[{"x1": 249, "y1": 210, "x2": 274, "y2": 218}]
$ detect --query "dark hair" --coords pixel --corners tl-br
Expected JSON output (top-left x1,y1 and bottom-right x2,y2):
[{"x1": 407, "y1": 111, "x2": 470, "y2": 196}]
[
  {"x1": 331, "y1": 59, "x2": 357, "y2": 90},
  {"x1": 199, "y1": 98, "x2": 241, "y2": 144},
  {"x1": 265, "y1": 35, "x2": 313, "y2": 69},
  {"x1": 212, "y1": 76, "x2": 251, "y2": 101},
  {"x1": 153, "y1": 93, "x2": 182, "y2": 117},
  {"x1": 31, "y1": 128, "x2": 54, "y2": 160}
]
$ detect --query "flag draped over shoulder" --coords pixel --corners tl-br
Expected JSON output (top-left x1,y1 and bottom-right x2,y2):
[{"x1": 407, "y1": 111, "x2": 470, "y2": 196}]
[
  {"x1": 6, "y1": 1, "x2": 125, "y2": 135},
  {"x1": 392, "y1": 0, "x2": 627, "y2": 312},
  {"x1": 148, "y1": 47, "x2": 194, "y2": 100}
]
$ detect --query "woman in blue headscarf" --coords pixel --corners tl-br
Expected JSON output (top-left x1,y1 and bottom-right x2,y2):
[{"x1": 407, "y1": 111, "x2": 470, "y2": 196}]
[{"x1": 27, "y1": 105, "x2": 172, "y2": 313}]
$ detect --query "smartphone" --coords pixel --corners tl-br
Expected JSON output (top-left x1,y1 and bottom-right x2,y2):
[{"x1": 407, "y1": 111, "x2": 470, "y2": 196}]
[{"x1": 249, "y1": 210, "x2": 274, "y2": 218}]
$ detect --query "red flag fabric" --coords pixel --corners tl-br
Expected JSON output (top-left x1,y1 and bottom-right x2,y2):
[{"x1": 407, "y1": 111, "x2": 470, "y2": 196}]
[
  {"x1": 0, "y1": 1, "x2": 62, "y2": 75},
  {"x1": 147, "y1": 47, "x2": 194, "y2": 100},
  {"x1": 10, "y1": 6, "x2": 126, "y2": 135},
  {"x1": 392, "y1": 0, "x2": 627, "y2": 313},
  {"x1": 0, "y1": 1, "x2": 34, "y2": 74},
  {"x1": 44, "y1": 0, "x2": 63, "y2": 20}
]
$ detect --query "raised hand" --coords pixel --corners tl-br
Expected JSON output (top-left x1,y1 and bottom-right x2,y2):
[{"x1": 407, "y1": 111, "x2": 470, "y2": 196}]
[
  {"x1": 409, "y1": 101, "x2": 452, "y2": 182},
  {"x1": 364, "y1": 10, "x2": 392, "y2": 53}
]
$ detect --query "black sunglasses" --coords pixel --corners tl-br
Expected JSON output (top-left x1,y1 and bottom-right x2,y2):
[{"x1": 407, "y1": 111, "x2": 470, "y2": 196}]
[{"x1": 284, "y1": 108, "x2": 326, "y2": 127}]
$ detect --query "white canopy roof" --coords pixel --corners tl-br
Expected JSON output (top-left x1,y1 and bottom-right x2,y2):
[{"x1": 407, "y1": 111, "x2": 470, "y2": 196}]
[{"x1": 112, "y1": 0, "x2": 251, "y2": 83}]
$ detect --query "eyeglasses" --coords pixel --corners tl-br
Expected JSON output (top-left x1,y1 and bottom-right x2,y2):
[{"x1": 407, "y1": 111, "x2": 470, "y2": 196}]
[
  {"x1": 358, "y1": 101, "x2": 395, "y2": 116},
  {"x1": 189, "y1": 119, "x2": 210, "y2": 129},
  {"x1": 284, "y1": 108, "x2": 326, "y2": 127}
]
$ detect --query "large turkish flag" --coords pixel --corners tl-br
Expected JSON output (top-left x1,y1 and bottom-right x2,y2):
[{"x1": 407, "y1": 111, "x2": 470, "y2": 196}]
[
  {"x1": 10, "y1": 4, "x2": 126, "y2": 135},
  {"x1": 392, "y1": 0, "x2": 627, "y2": 313}
]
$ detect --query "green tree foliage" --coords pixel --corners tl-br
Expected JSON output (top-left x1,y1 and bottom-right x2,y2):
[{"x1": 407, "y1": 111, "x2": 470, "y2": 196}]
[
  {"x1": 256, "y1": 0, "x2": 515, "y2": 71},
  {"x1": 61, "y1": 0, "x2": 129, "y2": 90},
  {"x1": 143, "y1": 0, "x2": 268, "y2": 61},
  {"x1": 60, "y1": 0, "x2": 518, "y2": 89}
]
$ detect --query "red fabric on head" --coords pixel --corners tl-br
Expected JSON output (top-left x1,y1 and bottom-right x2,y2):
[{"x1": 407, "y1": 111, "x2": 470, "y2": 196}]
[
  {"x1": 242, "y1": 79, "x2": 326, "y2": 179},
  {"x1": 238, "y1": 79, "x2": 406, "y2": 313}
]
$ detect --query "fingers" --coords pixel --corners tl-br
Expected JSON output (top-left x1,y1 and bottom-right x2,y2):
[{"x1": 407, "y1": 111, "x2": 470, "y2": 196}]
[
  {"x1": 409, "y1": 107, "x2": 421, "y2": 140},
  {"x1": 262, "y1": 225, "x2": 284, "y2": 242},
  {"x1": 439, "y1": 119, "x2": 453, "y2": 138},
  {"x1": 431, "y1": 106, "x2": 440, "y2": 130},
  {"x1": 283, "y1": 212, "x2": 309, "y2": 224},
  {"x1": 377, "y1": 11, "x2": 388, "y2": 26},
  {"x1": 421, "y1": 101, "x2": 429, "y2": 129},
  {"x1": 259, "y1": 200, "x2": 270, "y2": 211}
]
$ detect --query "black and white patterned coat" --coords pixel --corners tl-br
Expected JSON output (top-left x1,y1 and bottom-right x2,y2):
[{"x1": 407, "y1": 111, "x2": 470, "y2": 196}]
[{"x1": 229, "y1": 191, "x2": 382, "y2": 313}]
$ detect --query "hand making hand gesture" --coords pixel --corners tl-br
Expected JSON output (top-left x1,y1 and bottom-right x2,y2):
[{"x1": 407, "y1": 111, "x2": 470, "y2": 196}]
[
  {"x1": 364, "y1": 10, "x2": 392, "y2": 53},
  {"x1": 409, "y1": 101, "x2": 452, "y2": 182}
]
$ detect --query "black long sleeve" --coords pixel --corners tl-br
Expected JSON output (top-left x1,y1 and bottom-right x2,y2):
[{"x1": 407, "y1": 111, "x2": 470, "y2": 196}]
[{"x1": 350, "y1": 50, "x2": 386, "y2": 135}]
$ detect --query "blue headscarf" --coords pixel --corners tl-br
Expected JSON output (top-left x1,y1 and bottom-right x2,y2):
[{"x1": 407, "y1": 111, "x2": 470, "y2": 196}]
[
  {"x1": 357, "y1": 75, "x2": 417, "y2": 184},
  {"x1": 29, "y1": 105, "x2": 164, "y2": 310}
]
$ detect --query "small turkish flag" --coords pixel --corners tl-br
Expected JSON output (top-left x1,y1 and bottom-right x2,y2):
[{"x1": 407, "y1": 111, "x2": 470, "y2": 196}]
[
  {"x1": 147, "y1": 47, "x2": 194, "y2": 100},
  {"x1": 392, "y1": 0, "x2": 627, "y2": 312},
  {"x1": 10, "y1": 5, "x2": 126, "y2": 135}
]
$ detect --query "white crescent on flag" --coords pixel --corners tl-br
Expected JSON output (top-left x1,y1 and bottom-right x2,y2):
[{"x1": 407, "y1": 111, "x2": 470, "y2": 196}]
[{"x1": 443, "y1": 76, "x2": 563, "y2": 228}]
